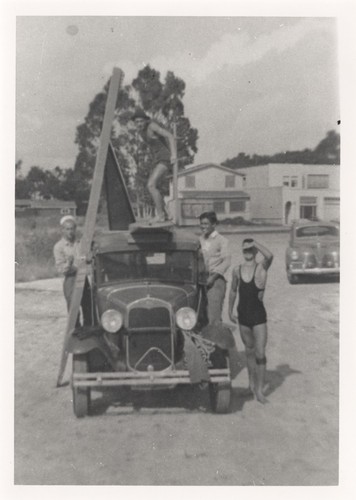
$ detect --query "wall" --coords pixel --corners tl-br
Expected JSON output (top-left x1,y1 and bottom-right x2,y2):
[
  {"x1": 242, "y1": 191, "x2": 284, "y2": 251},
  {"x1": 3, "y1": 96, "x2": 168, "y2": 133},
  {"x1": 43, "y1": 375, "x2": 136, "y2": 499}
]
[
  {"x1": 245, "y1": 187, "x2": 283, "y2": 223},
  {"x1": 239, "y1": 163, "x2": 339, "y2": 190},
  {"x1": 173, "y1": 198, "x2": 251, "y2": 226},
  {"x1": 238, "y1": 165, "x2": 270, "y2": 188},
  {"x1": 282, "y1": 188, "x2": 340, "y2": 222},
  {"x1": 176, "y1": 166, "x2": 244, "y2": 194},
  {"x1": 267, "y1": 164, "x2": 340, "y2": 190}
]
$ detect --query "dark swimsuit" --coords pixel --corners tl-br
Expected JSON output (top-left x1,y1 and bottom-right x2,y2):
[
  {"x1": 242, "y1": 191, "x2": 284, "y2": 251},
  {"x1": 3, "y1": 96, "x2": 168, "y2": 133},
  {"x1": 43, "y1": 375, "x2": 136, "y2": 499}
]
[
  {"x1": 140, "y1": 122, "x2": 172, "y2": 172},
  {"x1": 237, "y1": 264, "x2": 267, "y2": 328}
]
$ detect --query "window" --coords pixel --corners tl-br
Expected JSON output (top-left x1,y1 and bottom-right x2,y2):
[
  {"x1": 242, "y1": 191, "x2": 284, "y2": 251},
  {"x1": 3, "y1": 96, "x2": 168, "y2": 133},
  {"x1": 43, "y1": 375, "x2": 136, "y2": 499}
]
[
  {"x1": 307, "y1": 175, "x2": 329, "y2": 189},
  {"x1": 283, "y1": 176, "x2": 290, "y2": 187},
  {"x1": 185, "y1": 175, "x2": 196, "y2": 188},
  {"x1": 181, "y1": 202, "x2": 211, "y2": 218},
  {"x1": 225, "y1": 175, "x2": 235, "y2": 188},
  {"x1": 230, "y1": 200, "x2": 246, "y2": 212},
  {"x1": 291, "y1": 176, "x2": 298, "y2": 188},
  {"x1": 213, "y1": 201, "x2": 225, "y2": 213},
  {"x1": 98, "y1": 250, "x2": 195, "y2": 283},
  {"x1": 60, "y1": 208, "x2": 71, "y2": 214},
  {"x1": 324, "y1": 197, "x2": 340, "y2": 205},
  {"x1": 299, "y1": 196, "x2": 317, "y2": 220}
]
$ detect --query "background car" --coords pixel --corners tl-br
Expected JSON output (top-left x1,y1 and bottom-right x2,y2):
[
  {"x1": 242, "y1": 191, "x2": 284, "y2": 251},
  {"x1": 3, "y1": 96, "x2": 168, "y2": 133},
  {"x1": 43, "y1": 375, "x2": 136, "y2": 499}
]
[
  {"x1": 285, "y1": 220, "x2": 340, "y2": 284},
  {"x1": 68, "y1": 227, "x2": 235, "y2": 417}
]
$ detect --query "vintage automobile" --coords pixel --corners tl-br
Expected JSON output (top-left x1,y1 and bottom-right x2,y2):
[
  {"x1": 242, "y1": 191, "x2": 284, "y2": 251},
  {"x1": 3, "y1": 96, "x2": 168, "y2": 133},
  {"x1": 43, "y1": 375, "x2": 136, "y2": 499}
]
[
  {"x1": 68, "y1": 226, "x2": 235, "y2": 417},
  {"x1": 285, "y1": 220, "x2": 340, "y2": 284}
]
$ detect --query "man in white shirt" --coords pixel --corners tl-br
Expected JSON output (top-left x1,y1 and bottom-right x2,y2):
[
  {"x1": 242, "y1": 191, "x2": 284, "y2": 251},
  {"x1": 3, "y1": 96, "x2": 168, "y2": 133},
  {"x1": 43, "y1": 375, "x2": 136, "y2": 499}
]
[
  {"x1": 53, "y1": 215, "x2": 92, "y2": 327},
  {"x1": 199, "y1": 211, "x2": 231, "y2": 324}
]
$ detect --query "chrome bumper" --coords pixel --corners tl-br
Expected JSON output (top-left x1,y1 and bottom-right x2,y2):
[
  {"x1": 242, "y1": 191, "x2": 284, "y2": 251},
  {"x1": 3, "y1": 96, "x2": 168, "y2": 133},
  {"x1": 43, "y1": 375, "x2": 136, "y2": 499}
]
[
  {"x1": 289, "y1": 267, "x2": 339, "y2": 275},
  {"x1": 72, "y1": 368, "x2": 231, "y2": 388}
]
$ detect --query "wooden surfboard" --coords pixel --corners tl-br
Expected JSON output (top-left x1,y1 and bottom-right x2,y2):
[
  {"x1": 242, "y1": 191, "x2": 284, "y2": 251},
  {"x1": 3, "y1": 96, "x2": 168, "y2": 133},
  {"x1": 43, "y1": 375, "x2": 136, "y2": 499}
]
[
  {"x1": 56, "y1": 67, "x2": 125, "y2": 387},
  {"x1": 129, "y1": 220, "x2": 174, "y2": 232}
]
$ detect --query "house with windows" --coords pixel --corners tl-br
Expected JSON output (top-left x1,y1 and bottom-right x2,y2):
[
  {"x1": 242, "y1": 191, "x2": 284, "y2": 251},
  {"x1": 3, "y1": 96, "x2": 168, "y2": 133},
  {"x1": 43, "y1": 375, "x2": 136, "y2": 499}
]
[
  {"x1": 238, "y1": 163, "x2": 340, "y2": 225},
  {"x1": 166, "y1": 163, "x2": 251, "y2": 226}
]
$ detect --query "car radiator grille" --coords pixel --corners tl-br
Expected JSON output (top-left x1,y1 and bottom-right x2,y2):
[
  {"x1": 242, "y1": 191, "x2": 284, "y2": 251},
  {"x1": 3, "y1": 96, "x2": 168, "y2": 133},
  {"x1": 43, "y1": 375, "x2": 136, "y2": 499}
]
[
  {"x1": 128, "y1": 307, "x2": 170, "y2": 328},
  {"x1": 127, "y1": 306, "x2": 172, "y2": 371}
]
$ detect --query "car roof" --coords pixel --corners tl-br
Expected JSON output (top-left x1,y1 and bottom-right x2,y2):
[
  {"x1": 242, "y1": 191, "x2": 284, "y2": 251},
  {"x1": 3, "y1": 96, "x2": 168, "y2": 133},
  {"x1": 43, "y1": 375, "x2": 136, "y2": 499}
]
[
  {"x1": 292, "y1": 219, "x2": 339, "y2": 229},
  {"x1": 93, "y1": 228, "x2": 200, "y2": 253}
]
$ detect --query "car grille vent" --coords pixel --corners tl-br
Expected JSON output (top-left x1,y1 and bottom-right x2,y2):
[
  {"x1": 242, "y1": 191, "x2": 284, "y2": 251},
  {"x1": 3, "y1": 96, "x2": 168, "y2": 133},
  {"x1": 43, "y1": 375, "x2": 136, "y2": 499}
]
[
  {"x1": 321, "y1": 254, "x2": 335, "y2": 268},
  {"x1": 128, "y1": 331, "x2": 172, "y2": 371},
  {"x1": 129, "y1": 307, "x2": 170, "y2": 328}
]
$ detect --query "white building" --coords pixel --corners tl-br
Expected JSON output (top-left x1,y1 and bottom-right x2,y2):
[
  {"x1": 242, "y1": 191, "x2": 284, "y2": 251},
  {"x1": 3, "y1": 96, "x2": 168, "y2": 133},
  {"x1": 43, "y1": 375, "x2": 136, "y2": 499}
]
[
  {"x1": 238, "y1": 163, "x2": 340, "y2": 225},
  {"x1": 166, "y1": 163, "x2": 251, "y2": 225}
]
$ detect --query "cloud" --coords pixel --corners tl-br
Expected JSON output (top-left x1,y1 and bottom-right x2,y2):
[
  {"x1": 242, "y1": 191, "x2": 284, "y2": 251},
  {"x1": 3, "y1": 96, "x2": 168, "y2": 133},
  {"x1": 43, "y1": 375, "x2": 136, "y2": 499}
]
[{"x1": 146, "y1": 18, "x2": 331, "y2": 85}]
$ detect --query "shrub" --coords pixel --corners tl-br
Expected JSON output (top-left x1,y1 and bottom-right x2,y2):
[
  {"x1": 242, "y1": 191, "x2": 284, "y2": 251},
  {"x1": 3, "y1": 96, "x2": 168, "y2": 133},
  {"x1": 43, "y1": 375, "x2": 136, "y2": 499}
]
[{"x1": 15, "y1": 216, "x2": 86, "y2": 282}]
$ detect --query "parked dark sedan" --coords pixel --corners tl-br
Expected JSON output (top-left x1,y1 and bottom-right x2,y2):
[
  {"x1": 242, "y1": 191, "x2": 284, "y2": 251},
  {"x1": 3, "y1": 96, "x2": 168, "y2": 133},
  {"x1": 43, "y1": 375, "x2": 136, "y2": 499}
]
[
  {"x1": 68, "y1": 227, "x2": 235, "y2": 417},
  {"x1": 285, "y1": 220, "x2": 339, "y2": 284}
]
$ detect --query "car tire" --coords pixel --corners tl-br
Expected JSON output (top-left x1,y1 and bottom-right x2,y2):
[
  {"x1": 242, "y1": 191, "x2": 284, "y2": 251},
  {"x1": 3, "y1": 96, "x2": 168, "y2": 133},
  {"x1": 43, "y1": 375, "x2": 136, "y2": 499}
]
[
  {"x1": 72, "y1": 353, "x2": 91, "y2": 418},
  {"x1": 209, "y1": 381, "x2": 231, "y2": 414},
  {"x1": 287, "y1": 270, "x2": 299, "y2": 285}
]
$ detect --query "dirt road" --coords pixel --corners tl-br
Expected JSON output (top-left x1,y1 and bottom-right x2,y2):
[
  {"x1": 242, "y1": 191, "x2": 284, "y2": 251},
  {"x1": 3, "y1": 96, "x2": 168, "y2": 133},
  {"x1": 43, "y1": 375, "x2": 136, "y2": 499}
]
[{"x1": 15, "y1": 232, "x2": 339, "y2": 485}]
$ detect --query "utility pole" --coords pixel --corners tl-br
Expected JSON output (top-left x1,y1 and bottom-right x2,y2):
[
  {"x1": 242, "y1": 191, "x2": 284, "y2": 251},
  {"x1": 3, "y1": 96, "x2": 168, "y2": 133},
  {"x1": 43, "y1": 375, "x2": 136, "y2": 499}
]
[{"x1": 172, "y1": 121, "x2": 179, "y2": 225}]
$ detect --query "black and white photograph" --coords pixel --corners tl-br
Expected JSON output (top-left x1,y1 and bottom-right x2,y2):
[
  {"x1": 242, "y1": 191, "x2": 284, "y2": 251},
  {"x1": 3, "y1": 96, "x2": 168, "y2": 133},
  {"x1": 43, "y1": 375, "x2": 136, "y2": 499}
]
[{"x1": 3, "y1": 0, "x2": 356, "y2": 493}]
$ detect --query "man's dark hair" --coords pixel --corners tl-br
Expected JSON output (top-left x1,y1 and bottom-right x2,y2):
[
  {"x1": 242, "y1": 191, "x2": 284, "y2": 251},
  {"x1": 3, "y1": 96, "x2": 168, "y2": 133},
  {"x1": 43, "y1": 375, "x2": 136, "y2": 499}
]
[
  {"x1": 243, "y1": 238, "x2": 254, "y2": 245},
  {"x1": 199, "y1": 211, "x2": 218, "y2": 224}
]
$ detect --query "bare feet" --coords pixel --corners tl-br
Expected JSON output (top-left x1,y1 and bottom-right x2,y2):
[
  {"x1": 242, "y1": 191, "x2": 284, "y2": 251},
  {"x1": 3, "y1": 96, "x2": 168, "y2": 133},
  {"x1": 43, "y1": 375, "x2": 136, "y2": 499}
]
[
  {"x1": 148, "y1": 214, "x2": 166, "y2": 225},
  {"x1": 255, "y1": 390, "x2": 269, "y2": 404},
  {"x1": 239, "y1": 387, "x2": 254, "y2": 398}
]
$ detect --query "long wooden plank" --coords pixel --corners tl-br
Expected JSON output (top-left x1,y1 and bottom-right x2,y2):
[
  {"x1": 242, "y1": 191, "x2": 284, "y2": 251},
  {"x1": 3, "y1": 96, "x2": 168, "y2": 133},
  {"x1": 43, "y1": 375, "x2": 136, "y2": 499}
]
[{"x1": 56, "y1": 67, "x2": 124, "y2": 386}]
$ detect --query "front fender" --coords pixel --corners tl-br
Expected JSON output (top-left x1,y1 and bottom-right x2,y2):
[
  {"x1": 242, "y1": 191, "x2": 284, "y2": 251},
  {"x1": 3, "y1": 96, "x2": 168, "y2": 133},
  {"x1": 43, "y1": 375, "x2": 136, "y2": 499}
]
[{"x1": 67, "y1": 333, "x2": 103, "y2": 355}]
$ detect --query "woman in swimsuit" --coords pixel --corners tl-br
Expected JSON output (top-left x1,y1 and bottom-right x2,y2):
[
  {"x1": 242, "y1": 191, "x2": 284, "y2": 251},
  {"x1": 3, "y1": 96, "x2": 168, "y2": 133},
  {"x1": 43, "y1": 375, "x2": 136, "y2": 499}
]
[
  {"x1": 228, "y1": 238, "x2": 273, "y2": 404},
  {"x1": 132, "y1": 108, "x2": 177, "y2": 222}
]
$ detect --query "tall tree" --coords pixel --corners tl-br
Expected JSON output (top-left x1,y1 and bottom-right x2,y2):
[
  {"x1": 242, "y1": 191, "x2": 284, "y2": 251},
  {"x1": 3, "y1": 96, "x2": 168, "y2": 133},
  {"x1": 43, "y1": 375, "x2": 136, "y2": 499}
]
[
  {"x1": 313, "y1": 130, "x2": 340, "y2": 164},
  {"x1": 74, "y1": 65, "x2": 199, "y2": 214}
]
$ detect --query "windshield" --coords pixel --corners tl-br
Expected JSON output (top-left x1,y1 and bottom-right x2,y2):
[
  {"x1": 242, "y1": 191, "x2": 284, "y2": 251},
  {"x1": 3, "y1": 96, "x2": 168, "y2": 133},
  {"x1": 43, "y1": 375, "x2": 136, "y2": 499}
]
[
  {"x1": 97, "y1": 250, "x2": 195, "y2": 284},
  {"x1": 296, "y1": 225, "x2": 339, "y2": 238}
]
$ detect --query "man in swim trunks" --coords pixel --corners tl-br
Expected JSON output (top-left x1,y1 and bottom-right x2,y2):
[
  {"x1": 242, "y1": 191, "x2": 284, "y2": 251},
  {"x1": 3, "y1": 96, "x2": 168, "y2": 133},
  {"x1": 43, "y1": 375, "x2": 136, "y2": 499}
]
[
  {"x1": 132, "y1": 108, "x2": 177, "y2": 223},
  {"x1": 228, "y1": 238, "x2": 273, "y2": 404}
]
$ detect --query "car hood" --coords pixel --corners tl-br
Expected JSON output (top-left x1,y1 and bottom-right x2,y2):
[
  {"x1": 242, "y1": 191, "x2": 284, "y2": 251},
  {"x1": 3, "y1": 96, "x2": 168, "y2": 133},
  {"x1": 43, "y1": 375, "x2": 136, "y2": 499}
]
[
  {"x1": 292, "y1": 237, "x2": 339, "y2": 252},
  {"x1": 96, "y1": 282, "x2": 196, "y2": 315}
]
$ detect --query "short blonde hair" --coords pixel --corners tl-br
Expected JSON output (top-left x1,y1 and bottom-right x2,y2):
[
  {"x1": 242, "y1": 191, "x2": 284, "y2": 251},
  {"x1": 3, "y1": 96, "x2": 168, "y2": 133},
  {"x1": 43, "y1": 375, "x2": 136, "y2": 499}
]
[{"x1": 60, "y1": 215, "x2": 76, "y2": 226}]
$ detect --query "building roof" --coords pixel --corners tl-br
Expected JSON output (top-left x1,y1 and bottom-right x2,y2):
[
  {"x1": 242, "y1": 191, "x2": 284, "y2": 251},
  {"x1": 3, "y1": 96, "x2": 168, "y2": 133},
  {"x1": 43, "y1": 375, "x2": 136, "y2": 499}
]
[
  {"x1": 180, "y1": 190, "x2": 250, "y2": 199},
  {"x1": 15, "y1": 199, "x2": 32, "y2": 206},
  {"x1": 239, "y1": 163, "x2": 340, "y2": 171},
  {"x1": 15, "y1": 198, "x2": 76, "y2": 208},
  {"x1": 177, "y1": 163, "x2": 245, "y2": 177},
  {"x1": 31, "y1": 199, "x2": 76, "y2": 209}
]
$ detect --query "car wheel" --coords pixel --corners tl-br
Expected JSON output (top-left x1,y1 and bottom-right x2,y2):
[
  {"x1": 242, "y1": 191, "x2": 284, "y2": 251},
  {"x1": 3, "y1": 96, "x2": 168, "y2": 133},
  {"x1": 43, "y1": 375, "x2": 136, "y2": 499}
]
[
  {"x1": 72, "y1": 353, "x2": 91, "y2": 418},
  {"x1": 209, "y1": 381, "x2": 231, "y2": 414},
  {"x1": 287, "y1": 270, "x2": 299, "y2": 284}
]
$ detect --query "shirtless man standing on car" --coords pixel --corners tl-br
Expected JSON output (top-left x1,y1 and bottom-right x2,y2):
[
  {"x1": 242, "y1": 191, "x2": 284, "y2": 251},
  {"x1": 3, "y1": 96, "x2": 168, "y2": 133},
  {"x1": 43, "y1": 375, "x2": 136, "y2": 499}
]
[{"x1": 228, "y1": 238, "x2": 273, "y2": 404}]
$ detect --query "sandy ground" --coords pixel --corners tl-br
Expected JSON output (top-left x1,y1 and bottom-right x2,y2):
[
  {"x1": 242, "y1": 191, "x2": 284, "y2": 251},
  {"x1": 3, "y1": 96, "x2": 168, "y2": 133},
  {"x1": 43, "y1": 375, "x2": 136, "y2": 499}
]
[{"x1": 14, "y1": 232, "x2": 339, "y2": 485}]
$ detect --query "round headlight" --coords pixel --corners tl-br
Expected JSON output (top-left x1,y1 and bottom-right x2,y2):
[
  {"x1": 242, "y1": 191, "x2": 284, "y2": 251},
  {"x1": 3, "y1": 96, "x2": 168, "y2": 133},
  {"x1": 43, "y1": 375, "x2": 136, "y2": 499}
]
[
  {"x1": 176, "y1": 307, "x2": 197, "y2": 331},
  {"x1": 101, "y1": 309, "x2": 123, "y2": 333},
  {"x1": 291, "y1": 250, "x2": 300, "y2": 260}
]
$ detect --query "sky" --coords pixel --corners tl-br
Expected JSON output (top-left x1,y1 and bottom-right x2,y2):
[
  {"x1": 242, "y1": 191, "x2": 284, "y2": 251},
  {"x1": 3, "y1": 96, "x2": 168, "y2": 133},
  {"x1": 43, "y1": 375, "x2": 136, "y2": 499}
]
[{"x1": 15, "y1": 15, "x2": 340, "y2": 172}]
